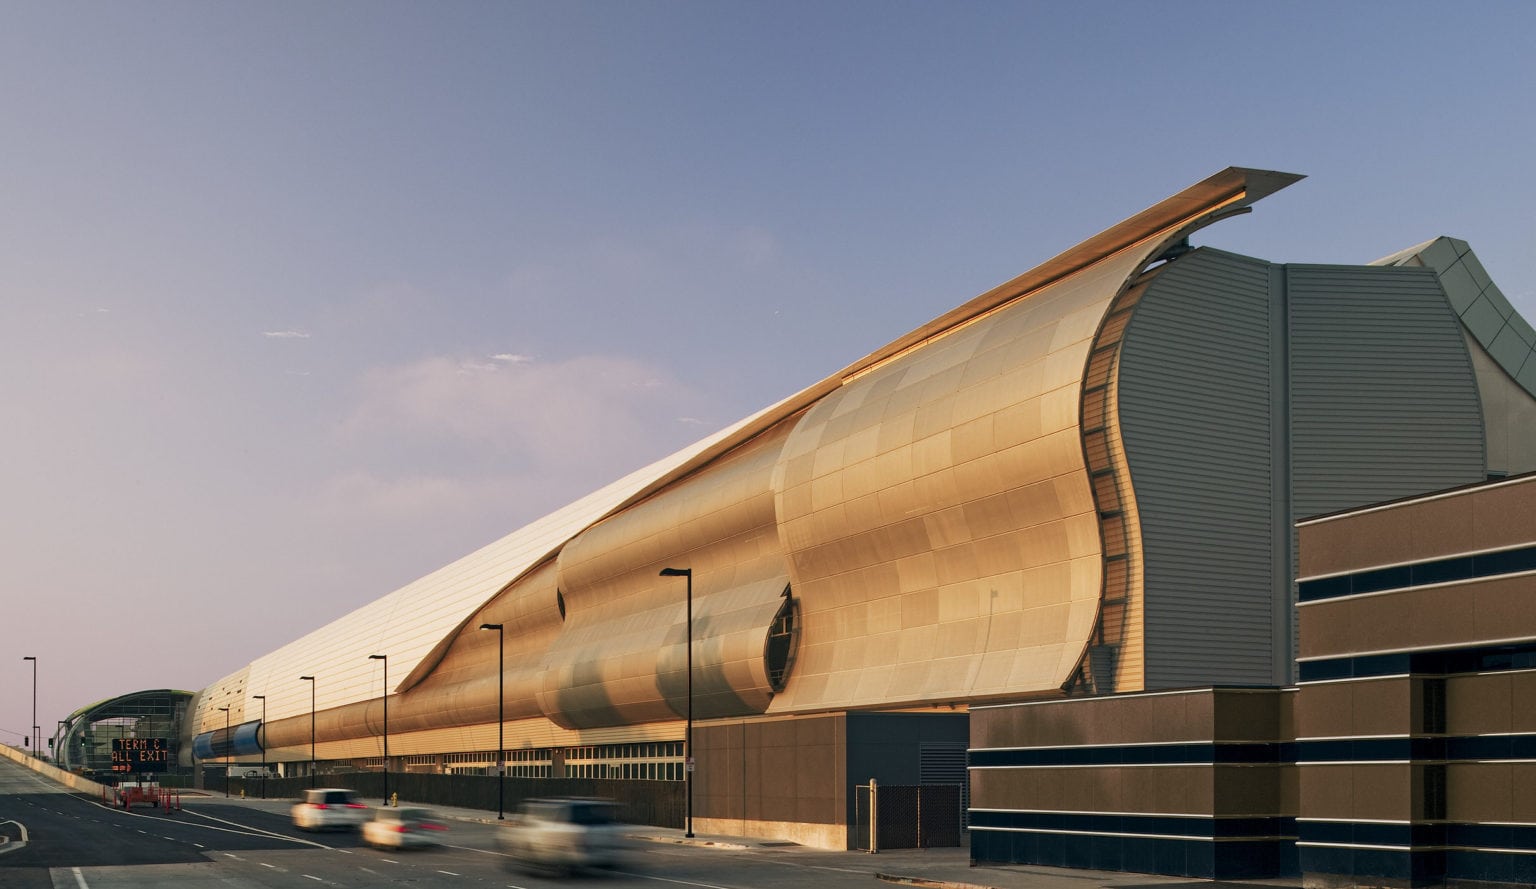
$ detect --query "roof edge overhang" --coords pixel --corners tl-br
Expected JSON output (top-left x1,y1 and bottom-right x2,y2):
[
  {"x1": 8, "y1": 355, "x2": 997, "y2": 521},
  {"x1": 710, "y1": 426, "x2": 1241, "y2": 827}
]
[{"x1": 840, "y1": 167, "x2": 1304, "y2": 385}]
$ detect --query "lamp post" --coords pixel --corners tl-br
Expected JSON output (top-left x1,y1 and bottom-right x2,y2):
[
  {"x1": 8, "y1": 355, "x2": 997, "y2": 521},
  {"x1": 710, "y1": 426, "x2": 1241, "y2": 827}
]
[
  {"x1": 368, "y1": 654, "x2": 389, "y2": 805},
  {"x1": 22, "y1": 657, "x2": 36, "y2": 760},
  {"x1": 299, "y1": 676, "x2": 316, "y2": 787},
  {"x1": 478, "y1": 623, "x2": 504, "y2": 819},
  {"x1": 252, "y1": 695, "x2": 267, "y2": 799},
  {"x1": 658, "y1": 567, "x2": 694, "y2": 838},
  {"x1": 216, "y1": 706, "x2": 230, "y2": 797}
]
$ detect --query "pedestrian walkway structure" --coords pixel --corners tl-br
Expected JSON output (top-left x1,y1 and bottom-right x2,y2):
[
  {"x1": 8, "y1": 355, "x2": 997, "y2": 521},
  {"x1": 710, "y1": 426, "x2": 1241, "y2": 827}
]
[{"x1": 88, "y1": 168, "x2": 1536, "y2": 884}]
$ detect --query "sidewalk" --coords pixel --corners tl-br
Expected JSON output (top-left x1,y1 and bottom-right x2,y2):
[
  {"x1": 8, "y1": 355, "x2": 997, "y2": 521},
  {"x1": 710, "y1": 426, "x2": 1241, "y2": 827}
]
[{"x1": 181, "y1": 790, "x2": 1297, "y2": 889}]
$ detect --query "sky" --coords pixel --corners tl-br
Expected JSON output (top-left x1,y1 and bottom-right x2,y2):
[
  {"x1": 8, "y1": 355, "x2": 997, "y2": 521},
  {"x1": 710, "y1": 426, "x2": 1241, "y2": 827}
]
[{"x1": 2, "y1": 1, "x2": 1533, "y2": 748}]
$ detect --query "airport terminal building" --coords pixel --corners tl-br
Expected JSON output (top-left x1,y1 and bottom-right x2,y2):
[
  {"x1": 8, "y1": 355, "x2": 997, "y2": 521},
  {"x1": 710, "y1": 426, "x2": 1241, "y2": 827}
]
[{"x1": 73, "y1": 169, "x2": 1536, "y2": 886}]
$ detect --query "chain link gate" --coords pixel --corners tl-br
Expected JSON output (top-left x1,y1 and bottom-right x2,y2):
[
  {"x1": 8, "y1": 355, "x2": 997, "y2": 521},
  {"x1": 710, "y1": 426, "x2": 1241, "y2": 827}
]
[{"x1": 854, "y1": 779, "x2": 962, "y2": 851}]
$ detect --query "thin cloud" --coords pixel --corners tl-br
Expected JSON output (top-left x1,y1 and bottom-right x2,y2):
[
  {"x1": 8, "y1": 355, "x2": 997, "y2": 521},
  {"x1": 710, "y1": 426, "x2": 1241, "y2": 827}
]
[
  {"x1": 491, "y1": 353, "x2": 534, "y2": 365},
  {"x1": 263, "y1": 330, "x2": 312, "y2": 339}
]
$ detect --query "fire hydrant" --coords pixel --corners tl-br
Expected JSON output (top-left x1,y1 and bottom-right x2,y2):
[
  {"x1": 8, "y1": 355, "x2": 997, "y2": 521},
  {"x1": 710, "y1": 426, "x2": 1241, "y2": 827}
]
[
  {"x1": 240, "y1": 788, "x2": 246, "y2": 799},
  {"x1": 390, "y1": 792, "x2": 398, "y2": 808}
]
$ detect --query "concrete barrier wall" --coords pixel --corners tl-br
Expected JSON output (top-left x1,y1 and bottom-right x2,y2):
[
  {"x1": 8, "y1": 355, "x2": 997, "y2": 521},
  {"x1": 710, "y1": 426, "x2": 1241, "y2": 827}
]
[{"x1": 0, "y1": 744, "x2": 109, "y2": 796}]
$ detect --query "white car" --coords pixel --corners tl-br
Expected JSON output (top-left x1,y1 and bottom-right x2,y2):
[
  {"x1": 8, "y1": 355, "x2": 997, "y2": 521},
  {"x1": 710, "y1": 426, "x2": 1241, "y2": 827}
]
[
  {"x1": 290, "y1": 788, "x2": 369, "y2": 831},
  {"x1": 362, "y1": 806, "x2": 447, "y2": 849},
  {"x1": 499, "y1": 798, "x2": 631, "y2": 874}
]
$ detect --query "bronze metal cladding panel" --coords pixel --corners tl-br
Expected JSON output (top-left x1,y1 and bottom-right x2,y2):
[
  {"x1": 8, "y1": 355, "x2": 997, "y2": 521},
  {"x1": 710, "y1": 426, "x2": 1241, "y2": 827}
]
[
  {"x1": 541, "y1": 426, "x2": 795, "y2": 729},
  {"x1": 971, "y1": 765, "x2": 1215, "y2": 815},
  {"x1": 1446, "y1": 670, "x2": 1536, "y2": 736},
  {"x1": 1299, "y1": 475, "x2": 1536, "y2": 578},
  {"x1": 768, "y1": 246, "x2": 1164, "y2": 712},
  {"x1": 1298, "y1": 763, "x2": 1416, "y2": 822},
  {"x1": 1300, "y1": 575, "x2": 1536, "y2": 661},
  {"x1": 1292, "y1": 677, "x2": 1414, "y2": 740},
  {"x1": 1447, "y1": 761, "x2": 1536, "y2": 823}
]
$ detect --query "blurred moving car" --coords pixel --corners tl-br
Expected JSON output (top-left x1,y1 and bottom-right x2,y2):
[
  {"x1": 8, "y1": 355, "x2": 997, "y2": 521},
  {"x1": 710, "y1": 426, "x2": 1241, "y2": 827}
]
[
  {"x1": 362, "y1": 806, "x2": 447, "y2": 849},
  {"x1": 290, "y1": 788, "x2": 369, "y2": 831},
  {"x1": 498, "y1": 797, "x2": 631, "y2": 874}
]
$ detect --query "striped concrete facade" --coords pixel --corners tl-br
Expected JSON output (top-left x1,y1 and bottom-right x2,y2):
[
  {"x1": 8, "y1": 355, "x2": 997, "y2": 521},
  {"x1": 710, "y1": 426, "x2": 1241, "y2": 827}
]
[
  {"x1": 971, "y1": 474, "x2": 1536, "y2": 887},
  {"x1": 1296, "y1": 474, "x2": 1536, "y2": 888}
]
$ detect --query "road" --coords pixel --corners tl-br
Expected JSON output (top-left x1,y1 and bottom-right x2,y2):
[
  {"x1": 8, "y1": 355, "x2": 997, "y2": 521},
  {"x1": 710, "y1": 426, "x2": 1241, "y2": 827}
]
[{"x1": 0, "y1": 757, "x2": 954, "y2": 889}]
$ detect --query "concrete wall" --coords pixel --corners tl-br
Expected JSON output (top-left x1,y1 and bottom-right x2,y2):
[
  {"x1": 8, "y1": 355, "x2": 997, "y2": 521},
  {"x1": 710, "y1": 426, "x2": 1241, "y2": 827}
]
[{"x1": 0, "y1": 744, "x2": 109, "y2": 796}]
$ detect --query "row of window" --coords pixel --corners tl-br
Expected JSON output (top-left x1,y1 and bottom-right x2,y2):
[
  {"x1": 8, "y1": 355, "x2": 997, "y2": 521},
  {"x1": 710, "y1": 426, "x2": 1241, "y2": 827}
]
[{"x1": 399, "y1": 742, "x2": 686, "y2": 780}]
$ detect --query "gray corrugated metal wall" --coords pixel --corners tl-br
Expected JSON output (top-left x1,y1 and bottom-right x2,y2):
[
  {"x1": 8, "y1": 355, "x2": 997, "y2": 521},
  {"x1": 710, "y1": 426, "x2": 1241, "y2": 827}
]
[
  {"x1": 1287, "y1": 264, "x2": 1485, "y2": 519},
  {"x1": 1116, "y1": 255, "x2": 1487, "y2": 690},
  {"x1": 1117, "y1": 248, "x2": 1282, "y2": 688}
]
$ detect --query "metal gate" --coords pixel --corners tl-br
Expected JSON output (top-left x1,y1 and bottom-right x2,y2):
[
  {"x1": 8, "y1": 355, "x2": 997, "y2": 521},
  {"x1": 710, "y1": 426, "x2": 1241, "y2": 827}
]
[{"x1": 853, "y1": 779, "x2": 962, "y2": 851}]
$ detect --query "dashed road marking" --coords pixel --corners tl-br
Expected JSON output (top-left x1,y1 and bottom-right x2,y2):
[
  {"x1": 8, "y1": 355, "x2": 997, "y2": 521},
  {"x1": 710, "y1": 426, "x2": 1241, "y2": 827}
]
[{"x1": 614, "y1": 871, "x2": 740, "y2": 889}]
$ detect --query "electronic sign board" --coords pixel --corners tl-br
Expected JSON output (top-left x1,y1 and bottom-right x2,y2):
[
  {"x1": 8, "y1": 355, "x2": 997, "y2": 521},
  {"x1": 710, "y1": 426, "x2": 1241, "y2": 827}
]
[{"x1": 111, "y1": 737, "x2": 170, "y2": 773}]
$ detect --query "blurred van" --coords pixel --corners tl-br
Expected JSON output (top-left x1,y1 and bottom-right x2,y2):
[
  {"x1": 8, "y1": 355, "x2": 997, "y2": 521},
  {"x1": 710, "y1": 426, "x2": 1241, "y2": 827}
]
[{"x1": 498, "y1": 797, "x2": 630, "y2": 874}]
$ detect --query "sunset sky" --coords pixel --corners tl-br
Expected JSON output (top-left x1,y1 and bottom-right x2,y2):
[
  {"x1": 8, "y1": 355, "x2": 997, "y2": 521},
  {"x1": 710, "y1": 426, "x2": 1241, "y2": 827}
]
[{"x1": 3, "y1": 1, "x2": 1532, "y2": 746}]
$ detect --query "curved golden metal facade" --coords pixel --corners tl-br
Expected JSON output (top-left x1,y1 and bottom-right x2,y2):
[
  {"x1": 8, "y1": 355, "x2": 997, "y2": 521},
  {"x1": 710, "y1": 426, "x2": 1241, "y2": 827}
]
[
  {"x1": 187, "y1": 168, "x2": 1305, "y2": 758},
  {"x1": 546, "y1": 424, "x2": 794, "y2": 727},
  {"x1": 769, "y1": 243, "x2": 1162, "y2": 711}
]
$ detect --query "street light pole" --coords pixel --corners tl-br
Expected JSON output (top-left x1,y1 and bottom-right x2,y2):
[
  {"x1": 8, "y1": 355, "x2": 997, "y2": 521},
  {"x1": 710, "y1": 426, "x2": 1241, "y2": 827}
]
[
  {"x1": 658, "y1": 567, "x2": 695, "y2": 838},
  {"x1": 22, "y1": 657, "x2": 36, "y2": 760},
  {"x1": 368, "y1": 654, "x2": 389, "y2": 805},
  {"x1": 299, "y1": 676, "x2": 316, "y2": 788},
  {"x1": 216, "y1": 706, "x2": 230, "y2": 798},
  {"x1": 252, "y1": 695, "x2": 267, "y2": 799},
  {"x1": 478, "y1": 623, "x2": 504, "y2": 820}
]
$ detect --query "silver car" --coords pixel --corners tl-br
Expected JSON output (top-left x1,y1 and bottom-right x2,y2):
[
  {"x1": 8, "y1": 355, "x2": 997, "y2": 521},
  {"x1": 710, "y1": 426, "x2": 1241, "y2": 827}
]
[
  {"x1": 290, "y1": 788, "x2": 369, "y2": 831},
  {"x1": 362, "y1": 806, "x2": 447, "y2": 849},
  {"x1": 498, "y1": 798, "x2": 631, "y2": 874}
]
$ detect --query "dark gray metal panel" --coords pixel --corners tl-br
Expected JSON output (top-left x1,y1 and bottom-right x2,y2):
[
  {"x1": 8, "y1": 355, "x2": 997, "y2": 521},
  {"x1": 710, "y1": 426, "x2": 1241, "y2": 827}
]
[
  {"x1": 1287, "y1": 265, "x2": 1485, "y2": 520},
  {"x1": 1118, "y1": 248, "x2": 1281, "y2": 688}
]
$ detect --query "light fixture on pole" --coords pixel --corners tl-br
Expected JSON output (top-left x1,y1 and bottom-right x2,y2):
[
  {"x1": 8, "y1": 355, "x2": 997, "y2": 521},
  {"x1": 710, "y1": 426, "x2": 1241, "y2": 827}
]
[
  {"x1": 299, "y1": 676, "x2": 316, "y2": 787},
  {"x1": 658, "y1": 567, "x2": 695, "y2": 838},
  {"x1": 216, "y1": 706, "x2": 231, "y2": 798},
  {"x1": 369, "y1": 654, "x2": 389, "y2": 805},
  {"x1": 252, "y1": 695, "x2": 267, "y2": 799},
  {"x1": 478, "y1": 623, "x2": 504, "y2": 820},
  {"x1": 22, "y1": 657, "x2": 36, "y2": 760}
]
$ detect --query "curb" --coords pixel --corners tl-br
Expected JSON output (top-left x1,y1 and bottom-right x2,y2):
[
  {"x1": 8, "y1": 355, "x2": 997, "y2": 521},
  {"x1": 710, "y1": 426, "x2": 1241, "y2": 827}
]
[
  {"x1": 876, "y1": 876, "x2": 999, "y2": 889},
  {"x1": 632, "y1": 834, "x2": 750, "y2": 851}
]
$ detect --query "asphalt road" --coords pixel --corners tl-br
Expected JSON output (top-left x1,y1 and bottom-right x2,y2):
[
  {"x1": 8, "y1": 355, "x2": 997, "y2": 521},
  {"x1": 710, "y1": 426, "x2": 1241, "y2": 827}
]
[{"x1": 1, "y1": 757, "x2": 960, "y2": 889}]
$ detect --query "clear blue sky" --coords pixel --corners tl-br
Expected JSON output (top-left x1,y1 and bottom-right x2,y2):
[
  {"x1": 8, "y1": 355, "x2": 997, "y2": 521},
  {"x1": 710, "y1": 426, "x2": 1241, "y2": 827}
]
[{"x1": 3, "y1": 1, "x2": 1533, "y2": 745}]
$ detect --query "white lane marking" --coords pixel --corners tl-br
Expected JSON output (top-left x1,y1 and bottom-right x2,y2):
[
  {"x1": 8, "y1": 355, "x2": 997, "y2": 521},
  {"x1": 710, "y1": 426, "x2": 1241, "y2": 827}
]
[
  {"x1": 261, "y1": 862, "x2": 278, "y2": 869},
  {"x1": 613, "y1": 871, "x2": 741, "y2": 889},
  {"x1": 445, "y1": 843, "x2": 506, "y2": 856},
  {"x1": 193, "y1": 843, "x2": 205, "y2": 848},
  {"x1": 381, "y1": 858, "x2": 399, "y2": 864},
  {"x1": 303, "y1": 876, "x2": 325, "y2": 882},
  {"x1": 223, "y1": 852, "x2": 243, "y2": 860},
  {"x1": 438, "y1": 870, "x2": 461, "y2": 876},
  {"x1": 71, "y1": 866, "x2": 90, "y2": 889},
  {"x1": 177, "y1": 807, "x2": 330, "y2": 848}
]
